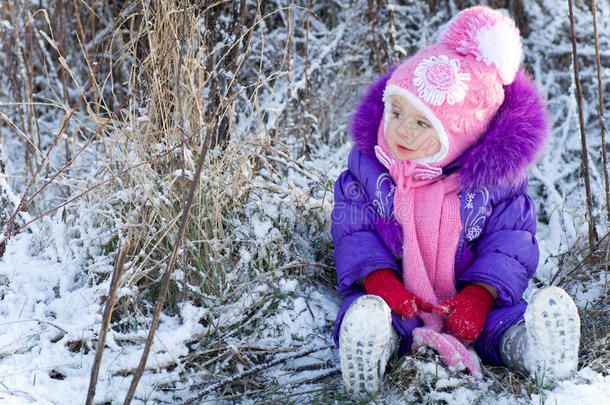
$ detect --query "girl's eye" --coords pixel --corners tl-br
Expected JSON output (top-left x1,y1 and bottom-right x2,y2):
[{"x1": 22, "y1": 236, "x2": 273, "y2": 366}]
[
  {"x1": 417, "y1": 120, "x2": 430, "y2": 128},
  {"x1": 392, "y1": 111, "x2": 401, "y2": 119}
]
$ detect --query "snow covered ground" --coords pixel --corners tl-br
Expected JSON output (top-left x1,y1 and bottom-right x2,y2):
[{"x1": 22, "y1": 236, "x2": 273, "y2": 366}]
[{"x1": 0, "y1": 0, "x2": 609, "y2": 403}]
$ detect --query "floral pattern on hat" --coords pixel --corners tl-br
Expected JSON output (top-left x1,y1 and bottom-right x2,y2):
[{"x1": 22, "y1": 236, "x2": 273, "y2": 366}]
[{"x1": 412, "y1": 55, "x2": 471, "y2": 107}]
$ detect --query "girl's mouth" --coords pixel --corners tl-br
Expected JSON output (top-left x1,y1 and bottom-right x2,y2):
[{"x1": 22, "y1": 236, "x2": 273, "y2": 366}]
[{"x1": 397, "y1": 144, "x2": 414, "y2": 153}]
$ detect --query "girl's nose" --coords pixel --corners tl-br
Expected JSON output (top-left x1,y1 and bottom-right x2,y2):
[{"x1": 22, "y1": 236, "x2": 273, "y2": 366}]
[{"x1": 397, "y1": 121, "x2": 413, "y2": 140}]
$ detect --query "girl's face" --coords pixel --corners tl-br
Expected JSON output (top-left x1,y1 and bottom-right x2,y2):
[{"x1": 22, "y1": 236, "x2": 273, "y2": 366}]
[{"x1": 386, "y1": 95, "x2": 441, "y2": 161}]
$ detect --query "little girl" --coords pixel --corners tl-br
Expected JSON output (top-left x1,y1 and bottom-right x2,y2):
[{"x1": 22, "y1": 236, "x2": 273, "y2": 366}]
[{"x1": 331, "y1": 6, "x2": 581, "y2": 395}]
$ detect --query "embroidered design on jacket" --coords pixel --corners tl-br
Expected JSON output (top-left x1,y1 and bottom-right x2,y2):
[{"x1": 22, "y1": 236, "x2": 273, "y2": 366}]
[
  {"x1": 373, "y1": 173, "x2": 396, "y2": 219},
  {"x1": 463, "y1": 187, "x2": 490, "y2": 242},
  {"x1": 413, "y1": 55, "x2": 471, "y2": 106}
]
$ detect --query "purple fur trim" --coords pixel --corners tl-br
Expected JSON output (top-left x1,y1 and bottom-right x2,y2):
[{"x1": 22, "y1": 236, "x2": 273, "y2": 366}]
[
  {"x1": 349, "y1": 65, "x2": 397, "y2": 156},
  {"x1": 457, "y1": 69, "x2": 550, "y2": 191},
  {"x1": 349, "y1": 67, "x2": 550, "y2": 191},
  {"x1": 374, "y1": 216, "x2": 403, "y2": 258}
]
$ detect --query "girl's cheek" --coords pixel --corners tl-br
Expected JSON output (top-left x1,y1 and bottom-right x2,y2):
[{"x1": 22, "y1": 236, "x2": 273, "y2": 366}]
[{"x1": 387, "y1": 125, "x2": 397, "y2": 142}]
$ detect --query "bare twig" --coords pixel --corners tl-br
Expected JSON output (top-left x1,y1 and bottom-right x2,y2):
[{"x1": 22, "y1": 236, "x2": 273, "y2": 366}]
[
  {"x1": 24, "y1": 5, "x2": 42, "y2": 171},
  {"x1": 123, "y1": 126, "x2": 213, "y2": 404},
  {"x1": 300, "y1": 0, "x2": 311, "y2": 157},
  {"x1": 304, "y1": 0, "x2": 310, "y2": 108},
  {"x1": 72, "y1": 0, "x2": 99, "y2": 117},
  {"x1": 86, "y1": 241, "x2": 130, "y2": 405},
  {"x1": 0, "y1": 115, "x2": 207, "y2": 243},
  {"x1": 1, "y1": 79, "x2": 91, "y2": 239},
  {"x1": 176, "y1": 0, "x2": 188, "y2": 146},
  {"x1": 568, "y1": 0, "x2": 597, "y2": 252},
  {"x1": 1, "y1": 0, "x2": 137, "y2": 242},
  {"x1": 367, "y1": 0, "x2": 383, "y2": 72},
  {"x1": 591, "y1": 0, "x2": 609, "y2": 221},
  {"x1": 0, "y1": 318, "x2": 68, "y2": 335},
  {"x1": 0, "y1": 26, "x2": 29, "y2": 172},
  {"x1": 553, "y1": 230, "x2": 610, "y2": 286}
]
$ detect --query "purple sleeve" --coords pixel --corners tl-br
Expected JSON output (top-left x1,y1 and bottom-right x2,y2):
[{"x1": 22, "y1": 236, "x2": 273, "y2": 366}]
[
  {"x1": 458, "y1": 188, "x2": 539, "y2": 307},
  {"x1": 331, "y1": 170, "x2": 399, "y2": 295}
]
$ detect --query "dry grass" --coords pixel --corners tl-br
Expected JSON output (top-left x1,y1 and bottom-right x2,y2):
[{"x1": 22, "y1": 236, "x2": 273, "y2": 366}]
[
  {"x1": 552, "y1": 231, "x2": 610, "y2": 375},
  {"x1": 548, "y1": 230, "x2": 610, "y2": 290},
  {"x1": 81, "y1": 0, "x2": 338, "y2": 400},
  {"x1": 580, "y1": 292, "x2": 610, "y2": 374},
  {"x1": 0, "y1": 0, "x2": 609, "y2": 403},
  {"x1": 1, "y1": 0, "x2": 336, "y2": 400}
]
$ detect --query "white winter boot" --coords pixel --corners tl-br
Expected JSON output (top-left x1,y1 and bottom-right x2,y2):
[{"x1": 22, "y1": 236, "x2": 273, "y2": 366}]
[
  {"x1": 339, "y1": 294, "x2": 399, "y2": 395},
  {"x1": 500, "y1": 286, "x2": 580, "y2": 381}
]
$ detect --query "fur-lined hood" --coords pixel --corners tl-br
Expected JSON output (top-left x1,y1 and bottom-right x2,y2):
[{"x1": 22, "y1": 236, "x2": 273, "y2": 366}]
[{"x1": 348, "y1": 65, "x2": 550, "y2": 192}]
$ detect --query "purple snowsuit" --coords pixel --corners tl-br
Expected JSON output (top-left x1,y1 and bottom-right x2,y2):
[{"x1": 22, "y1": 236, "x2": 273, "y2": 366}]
[{"x1": 331, "y1": 66, "x2": 549, "y2": 366}]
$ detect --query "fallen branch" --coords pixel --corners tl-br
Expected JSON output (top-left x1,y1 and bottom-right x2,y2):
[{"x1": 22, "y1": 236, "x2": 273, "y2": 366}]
[
  {"x1": 86, "y1": 241, "x2": 129, "y2": 405},
  {"x1": 184, "y1": 344, "x2": 334, "y2": 404}
]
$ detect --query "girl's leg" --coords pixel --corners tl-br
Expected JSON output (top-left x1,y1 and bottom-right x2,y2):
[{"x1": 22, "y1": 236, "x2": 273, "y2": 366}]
[
  {"x1": 473, "y1": 301, "x2": 527, "y2": 366},
  {"x1": 501, "y1": 286, "x2": 580, "y2": 380},
  {"x1": 338, "y1": 294, "x2": 399, "y2": 395},
  {"x1": 333, "y1": 289, "x2": 421, "y2": 351},
  {"x1": 499, "y1": 318, "x2": 528, "y2": 375}
]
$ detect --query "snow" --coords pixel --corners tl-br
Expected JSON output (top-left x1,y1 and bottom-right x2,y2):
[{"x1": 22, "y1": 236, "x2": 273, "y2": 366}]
[
  {"x1": 0, "y1": 229, "x2": 207, "y2": 404},
  {"x1": 532, "y1": 368, "x2": 610, "y2": 405},
  {"x1": 0, "y1": 0, "x2": 609, "y2": 403}
]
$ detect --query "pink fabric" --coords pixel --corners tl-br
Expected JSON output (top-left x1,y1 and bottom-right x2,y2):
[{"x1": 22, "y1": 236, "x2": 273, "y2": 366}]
[
  {"x1": 375, "y1": 123, "x2": 462, "y2": 311},
  {"x1": 376, "y1": 122, "x2": 483, "y2": 379},
  {"x1": 380, "y1": 6, "x2": 523, "y2": 168},
  {"x1": 389, "y1": 158, "x2": 461, "y2": 307},
  {"x1": 412, "y1": 328, "x2": 483, "y2": 379},
  {"x1": 382, "y1": 46, "x2": 504, "y2": 168},
  {"x1": 439, "y1": 6, "x2": 521, "y2": 85}
]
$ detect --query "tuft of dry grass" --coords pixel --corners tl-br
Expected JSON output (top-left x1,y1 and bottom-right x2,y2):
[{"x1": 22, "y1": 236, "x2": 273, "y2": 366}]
[
  {"x1": 580, "y1": 293, "x2": 610, "y2": 374},
  {"x1": 549, "y1": 230, "x2": 610, "y2": 291},
  {"x1": 2, "y1": 0, "x2": 338, "y2": 400},
  {"x1": 1, "y1": 0, "x2": 609, "y2": 403}
]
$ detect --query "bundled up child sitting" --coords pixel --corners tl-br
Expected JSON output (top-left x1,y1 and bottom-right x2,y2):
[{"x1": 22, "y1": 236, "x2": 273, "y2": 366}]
[{"x1": 331, "y1": 5, "x2": 580, "y2": 395}]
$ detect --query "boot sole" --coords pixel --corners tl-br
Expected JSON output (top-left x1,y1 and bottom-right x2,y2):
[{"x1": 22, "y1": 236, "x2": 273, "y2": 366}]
[
  {"x1": 339, "y1": 295, "x2": 393, "y2": 395},
  {"x1": 524, "y1": 286, "x2": 580, "y2": 381}
]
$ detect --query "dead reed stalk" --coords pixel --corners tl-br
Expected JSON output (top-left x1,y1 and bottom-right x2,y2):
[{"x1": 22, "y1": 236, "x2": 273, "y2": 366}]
[
  {"x1": 590, "y1": 0, "x2": 609, "y2": 221},
  {"x1": 568, "y1": 0, "x2": 597, "y2": 252}
]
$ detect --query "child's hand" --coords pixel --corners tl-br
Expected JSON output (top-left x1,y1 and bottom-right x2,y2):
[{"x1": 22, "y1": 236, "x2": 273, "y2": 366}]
[
  {"x1": 433, "y1": 284, "x2": 495, "y2": 341},
  {"x1": 363, "y1": 269, "x2": 434, "y2": 319}
]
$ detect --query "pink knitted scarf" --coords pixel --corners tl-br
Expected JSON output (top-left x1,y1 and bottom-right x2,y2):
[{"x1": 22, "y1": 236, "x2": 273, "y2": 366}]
[{"x1": 375, "y1": 142, "x2": 483, "y2": 379}]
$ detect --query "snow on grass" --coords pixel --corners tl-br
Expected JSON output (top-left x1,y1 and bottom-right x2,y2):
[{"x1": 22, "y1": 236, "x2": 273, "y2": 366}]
[
  {"x1": 0, "y1": 0, "x2": 609, "y2": 403},
  {"x1": 0, "y1": 225, "x2": 209, "y2": 404},
  {"x1": 532, "y1": 368, "x2": 610, "y2": 405}
]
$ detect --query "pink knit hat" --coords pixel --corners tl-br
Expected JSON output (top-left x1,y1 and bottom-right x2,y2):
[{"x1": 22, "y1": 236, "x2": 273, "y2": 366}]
[{"x1": 378, "y1": 6, "x2": 523, "y2": 167}]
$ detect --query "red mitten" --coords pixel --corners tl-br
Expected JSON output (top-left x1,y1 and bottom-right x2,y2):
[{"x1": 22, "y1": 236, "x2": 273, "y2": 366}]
[
  {"x1": 363, "y1": 269, "x2": 434, "y2": 318},
  {"x1": 434, "y1": 285, "x2": 495, "y2": 341}
]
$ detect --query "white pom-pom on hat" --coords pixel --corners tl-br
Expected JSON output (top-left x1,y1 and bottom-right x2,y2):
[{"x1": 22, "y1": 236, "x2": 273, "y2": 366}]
[{"x1": 438, "y1": 6, "x2": 522, "y2": 85}]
